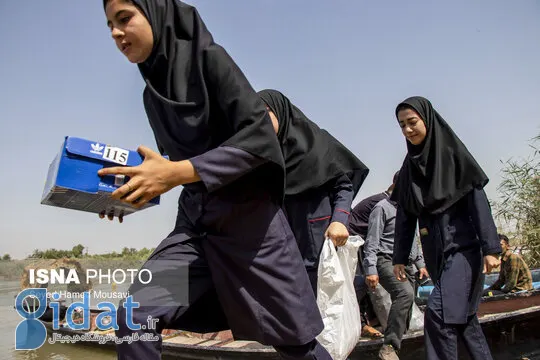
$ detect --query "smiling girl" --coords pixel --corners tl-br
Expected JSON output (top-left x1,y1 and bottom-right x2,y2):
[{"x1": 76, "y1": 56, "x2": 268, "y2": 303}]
[{"x1": 391, "y1": 96, "x2": 501, "y2": 360}]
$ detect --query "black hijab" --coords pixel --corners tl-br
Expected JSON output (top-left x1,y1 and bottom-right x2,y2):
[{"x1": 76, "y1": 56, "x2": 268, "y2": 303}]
[
  {"x1": 104, "y1": 0, "x2": 286, "y2": 201},
  {"x1": 391, "y1": 96, "x2": 489, "y2": 216},
  {"x1": 258, "y1": 89, "x2": 369, "y2": 198}
]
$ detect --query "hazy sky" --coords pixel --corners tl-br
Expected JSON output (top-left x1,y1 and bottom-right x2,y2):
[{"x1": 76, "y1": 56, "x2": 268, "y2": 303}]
[{"x1": 1, "y1": 1, "x2": 538, "y2": 259}]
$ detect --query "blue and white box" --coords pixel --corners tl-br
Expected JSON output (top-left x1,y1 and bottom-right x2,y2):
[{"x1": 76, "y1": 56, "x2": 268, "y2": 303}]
[{"x1": 41, "y1": 136, "x2": 161, "y2": 217}]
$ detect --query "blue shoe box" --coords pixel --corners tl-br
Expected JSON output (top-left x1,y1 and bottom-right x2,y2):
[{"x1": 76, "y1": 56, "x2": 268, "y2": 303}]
[{"x1": 41, "y1": 136, "x2": 161, "y2": 217}]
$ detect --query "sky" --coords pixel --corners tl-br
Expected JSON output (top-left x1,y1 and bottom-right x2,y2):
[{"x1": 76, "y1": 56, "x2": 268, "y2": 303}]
[{"x1": 0, "y1": 1, "x2": 539, "y2": 259}]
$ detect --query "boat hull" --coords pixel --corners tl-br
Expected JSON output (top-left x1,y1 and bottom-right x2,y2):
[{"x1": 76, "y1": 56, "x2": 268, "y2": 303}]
[{"x1": 41, "y1": 291, "x2": 540, "y2": 359}]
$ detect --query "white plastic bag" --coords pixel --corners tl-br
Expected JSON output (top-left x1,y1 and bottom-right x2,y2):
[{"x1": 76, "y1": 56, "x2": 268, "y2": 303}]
[
  {"x1": 408, "y1": 302, "x2": 424, "y2": 332},
  {"x1": 316, "y1": 236, "x2": 363, "y2": 360},
  {"x1": 368, "y1": 283, "x2": 392, "y2": 331},
  {"x1": 368, "y1": 283, "x2": 424, "y2": 333}
]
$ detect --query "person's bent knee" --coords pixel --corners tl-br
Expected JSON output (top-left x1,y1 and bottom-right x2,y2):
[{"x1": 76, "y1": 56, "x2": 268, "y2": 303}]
[
  {"x1": 393, "y1": 283, "x2": 414, "y2": 305},
  {"x1": 403, "y1": 284, "x2": 414, "y2": 303}
]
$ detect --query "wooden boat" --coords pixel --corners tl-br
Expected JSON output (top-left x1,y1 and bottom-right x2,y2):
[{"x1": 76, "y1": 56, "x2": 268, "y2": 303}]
[
  {"x1": 475, "y1": 289, "x2": 540, "y2": 317},
  {"x1": 39, "y1": 290, "x2": 540, "y2": 360},
  {"x1": 415, "y1": 289, "x2": 540, "y2": 317},
  {"x1": 415, "y1": 268, "x2": 540, "y2": 317}
]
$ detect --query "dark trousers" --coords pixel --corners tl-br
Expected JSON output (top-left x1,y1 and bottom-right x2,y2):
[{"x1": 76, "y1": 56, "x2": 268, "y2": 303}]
[
  {"x1": 115, "y1": 194, "x2": 331, "y2": 360},
  {"x1": 354, "y1": 249, "x2": 368, "y2": 304},
  {"x1": 114, "y1": 237, "x2": 331, "y2": 360},
  {"x1": 377, "y1": 255, "x2": 415, "y2": 350},
  {"x1": 353, "y1": 269, "x2": 368, "y2": 324},
  {"x1": 425, "y1": 282, "x2": 493, "y2": 360},
  {"x1": 354, "y1": 248, "x2": 378, "y2": 326}
]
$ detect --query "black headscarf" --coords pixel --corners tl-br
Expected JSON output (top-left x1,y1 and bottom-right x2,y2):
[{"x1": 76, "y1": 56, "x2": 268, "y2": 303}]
[
  {"x1": 258, "y1": 89, "x2": 369, "y2": 198},
  {"x1": 104, "y1": 0, "x2": 286, "y2": 201},
  {"x1": 391, "y1": 96, "x2": 489, "y2": 216}
]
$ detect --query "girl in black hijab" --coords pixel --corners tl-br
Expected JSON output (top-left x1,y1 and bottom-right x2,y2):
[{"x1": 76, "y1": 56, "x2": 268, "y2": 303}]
[
  {"x1": 258, "y1": 89, "x2": 369, "y2": 292},
  {"x1": 391, "y1": 96, "x2": 501, "y2": 360},
  {"x1": 101, "y1": 1, "x2": 332, "y2": 359}
]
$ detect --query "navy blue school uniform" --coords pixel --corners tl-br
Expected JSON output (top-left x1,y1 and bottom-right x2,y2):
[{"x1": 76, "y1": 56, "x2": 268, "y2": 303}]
[
  {"x1": 257, "y1": 90, "x2": 369, "y2": 294},
  {"x1": 116, "y1": 147, "x2": 330, "y2": 360},
  {"x1": 391, "y1": 96, "x2": 502, "y2": 360},
  {"x1": 284, "y1": 174, "x2": 354, "y2": 292},
  {"x1": 106, "y1": 1, "x2": 332, "y2": 359}
]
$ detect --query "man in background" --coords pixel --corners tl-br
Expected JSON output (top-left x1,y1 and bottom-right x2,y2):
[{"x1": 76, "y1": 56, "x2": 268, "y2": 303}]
[
  {"x1": 349, "y1": 172, "x2": 402, "y2": 339},
  {"x1": 484, "y1": 234, "x2": 533, "y2": 295}
]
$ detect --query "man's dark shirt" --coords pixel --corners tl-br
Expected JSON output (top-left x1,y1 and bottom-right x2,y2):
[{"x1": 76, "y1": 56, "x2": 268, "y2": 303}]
[{"x1": 348, "y1": 191, "x2": 389, "y2": 238}]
